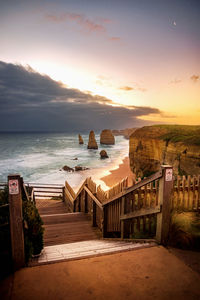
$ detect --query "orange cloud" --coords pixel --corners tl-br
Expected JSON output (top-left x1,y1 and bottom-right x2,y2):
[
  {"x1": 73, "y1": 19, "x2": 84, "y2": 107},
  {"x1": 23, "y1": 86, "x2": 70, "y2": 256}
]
[
  {"x1": 170, "y1": 79, "x2": 182, "y2": 84},
  {"x1": 190, "y1": 74, "x2": 199, "y2": 82},
  {"x1": 119, "y1": 86, "x2": 134, "y2": 91},
  {"x1": 109, "y1": 37, "x2": 121, "y2": 41},
  {"x1": 46, "y1": 13, "x2": 105, "y2": 33},
  {"x1": 45, "y1": 12, "x2": 120, "y2": 40}
]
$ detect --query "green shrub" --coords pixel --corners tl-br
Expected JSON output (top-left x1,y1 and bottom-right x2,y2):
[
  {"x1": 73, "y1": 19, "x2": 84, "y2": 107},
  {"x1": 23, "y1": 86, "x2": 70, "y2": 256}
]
[
  {"x1": 23, "y1": 200, "x2": 44, "y2": 261},
  {"x1": 169, "y1": 212, "x2": 200, "y2": 250},
  {"x1": 0, "y1": 186, "x2": 44, "y2": 266}
]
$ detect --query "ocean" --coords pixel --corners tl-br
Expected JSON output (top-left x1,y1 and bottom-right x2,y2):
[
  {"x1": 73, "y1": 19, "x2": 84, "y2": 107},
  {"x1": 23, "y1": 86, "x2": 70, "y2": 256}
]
[{"x1": 0, "y1": 132, "x2": 129, "y2": 190}]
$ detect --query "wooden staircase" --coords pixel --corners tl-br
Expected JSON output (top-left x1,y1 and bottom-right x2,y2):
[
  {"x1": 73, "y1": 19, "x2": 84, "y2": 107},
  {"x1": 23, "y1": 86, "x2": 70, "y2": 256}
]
[{"x1": 36, "y1": 199, "x2": 99, "y2": 246}]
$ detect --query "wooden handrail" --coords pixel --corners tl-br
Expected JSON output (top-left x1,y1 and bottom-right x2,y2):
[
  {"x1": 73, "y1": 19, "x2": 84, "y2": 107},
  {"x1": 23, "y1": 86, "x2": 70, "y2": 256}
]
[
  {"x1": 102, "y1": 170, "x2": 162, "y2": 206},
  {"x1": 120, "y1": 206, "x2": 161, "y2": 220},
  {"x1": 23, "y1": 183, "x2": 30, "y2": 201},
  {"x1": 84, "y1": 186, "x2": 103, "y2": 210}
]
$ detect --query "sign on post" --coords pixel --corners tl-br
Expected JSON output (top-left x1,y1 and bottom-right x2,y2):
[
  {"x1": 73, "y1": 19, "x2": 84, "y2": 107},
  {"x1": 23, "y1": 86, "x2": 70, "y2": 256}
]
[
  {"x1": 165, "y1": 168, "x2": 173, "y2": 182},
  {"x1": 9, "y1": 179, "x2": 19, "y2": 195}
]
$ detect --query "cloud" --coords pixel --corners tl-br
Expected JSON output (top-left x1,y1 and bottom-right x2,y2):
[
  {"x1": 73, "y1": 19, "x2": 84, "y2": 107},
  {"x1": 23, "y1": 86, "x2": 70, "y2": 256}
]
[
  {"x1": 109, "y1": 37, "x2": 121, "y2": 41},
  {"x1": 45, "y1": 12, "x2": 120, "y2": 41},
  {"x1": 119, "y1": 85, "x2": 146, "y2": 92},
  {"x1": 170, "y1": 79, "x2": 182, "y2": 84},
  {"x1": 45, "y1": 13, "x2": 106, "y2": 33},
  {"x1": 190, "y1": 75, "x2": 199, "y2": 83},
  {"x1": 119, "y1": 86, "x2": 134, "y2": 91},
  {"x1": 0, "y1": 61, "x2": 162, "y2": 132}
]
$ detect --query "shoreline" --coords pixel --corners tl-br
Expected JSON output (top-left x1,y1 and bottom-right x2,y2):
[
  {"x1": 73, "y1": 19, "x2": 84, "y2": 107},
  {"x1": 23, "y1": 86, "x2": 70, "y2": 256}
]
[{"x1": 100, "y1": 157, "x2": 135, "y2": 188}]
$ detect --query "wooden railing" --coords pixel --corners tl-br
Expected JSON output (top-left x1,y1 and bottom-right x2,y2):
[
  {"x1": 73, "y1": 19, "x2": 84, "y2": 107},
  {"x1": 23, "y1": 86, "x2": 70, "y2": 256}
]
[
  {"x1": 172, "y1": 175, "x2": 200, "y2": 211},
  {"x1": 64, "y1": 166, "x2": 179, "y2": 244},
  {"x1": 25, "y1": 183, "x2": 64, "y2": 203}
]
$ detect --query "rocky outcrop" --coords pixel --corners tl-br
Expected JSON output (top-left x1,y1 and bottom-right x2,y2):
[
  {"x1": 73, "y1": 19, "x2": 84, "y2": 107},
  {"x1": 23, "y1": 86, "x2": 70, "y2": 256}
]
[
  {"x1": 100, "y1": 129, "x2": 115, "y2": 145},
  {"x1": 74, "y1": 166, "x2": 89, "y2": 171},
  {"x1": 100, "y1": 150, "x2": 109, "y2": 159},
  {"x1": 78, "y1": 134, "x2": 84, "y2": 144},
  {"x1": 62, "y1": 165, "x2": 74, "y2": 172},
  {"x1": 87, "y1": 131, "x2": 98, "y2": 149},
  {"x1": 129, "y1": 125, "x2": 200, "y2": 177}
]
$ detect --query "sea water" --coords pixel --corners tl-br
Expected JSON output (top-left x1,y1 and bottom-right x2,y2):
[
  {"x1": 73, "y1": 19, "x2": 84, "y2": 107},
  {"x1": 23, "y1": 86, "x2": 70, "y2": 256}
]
[{"x1": 0, "y1": 132, "x2": 129, "y2": 190}]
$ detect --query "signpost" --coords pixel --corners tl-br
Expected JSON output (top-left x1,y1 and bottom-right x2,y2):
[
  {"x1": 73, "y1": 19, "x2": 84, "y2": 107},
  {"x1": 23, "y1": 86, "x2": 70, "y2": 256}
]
[{"x1": 8, "y1": 174, "x2": 25, "y2": 270}]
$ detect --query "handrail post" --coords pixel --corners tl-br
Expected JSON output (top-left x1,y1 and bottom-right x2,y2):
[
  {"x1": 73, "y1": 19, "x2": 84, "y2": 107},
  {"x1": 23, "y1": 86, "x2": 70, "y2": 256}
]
[
  {"x1": 121, "y1": 196, "x2": 125, "y2": 239},
  {"x1": 8, "y1": 174, "x2": 25, "y2": 270},
  {"x1": 92, "y1": 199, "x2": 97, "y2": 227},
  {"x1": 156, "y1": 165, "x2": 173, "y2": 245},
  {"x1": 62, "y1": 186, "x2": 65, "y2": 202}
]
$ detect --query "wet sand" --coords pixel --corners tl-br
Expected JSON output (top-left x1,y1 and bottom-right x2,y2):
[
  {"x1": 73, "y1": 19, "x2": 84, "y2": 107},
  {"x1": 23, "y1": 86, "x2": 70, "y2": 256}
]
[{"x1": 100, "y1": 157, "x2": 135, "y2": 188}]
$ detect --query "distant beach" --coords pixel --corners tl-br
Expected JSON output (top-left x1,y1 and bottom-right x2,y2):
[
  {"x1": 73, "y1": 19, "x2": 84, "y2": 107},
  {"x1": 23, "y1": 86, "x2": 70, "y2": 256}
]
[{"x1": 101, "y1": 157, "x2": 135, "y2": 188}]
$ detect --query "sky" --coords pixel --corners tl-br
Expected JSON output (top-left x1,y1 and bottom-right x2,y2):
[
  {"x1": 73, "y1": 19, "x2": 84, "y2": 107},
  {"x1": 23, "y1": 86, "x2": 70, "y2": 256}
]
[{"x1": 0, "y1": 0, "x2": 200, "y2": 132}]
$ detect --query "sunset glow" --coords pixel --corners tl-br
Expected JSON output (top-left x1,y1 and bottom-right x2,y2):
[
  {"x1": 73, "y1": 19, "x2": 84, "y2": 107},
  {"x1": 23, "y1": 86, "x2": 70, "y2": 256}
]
[{"x1": 0, "y1": 0, "x2": 199, "y2": 131}]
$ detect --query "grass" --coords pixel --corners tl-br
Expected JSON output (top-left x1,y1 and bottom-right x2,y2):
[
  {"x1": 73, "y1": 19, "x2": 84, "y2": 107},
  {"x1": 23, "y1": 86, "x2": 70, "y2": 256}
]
[
  {"x1": 153, "y1": 125, "x2": 200, "y2": 145},
  {"x1": 169, "y1": 212, "x2": 200, "y2": 250}
]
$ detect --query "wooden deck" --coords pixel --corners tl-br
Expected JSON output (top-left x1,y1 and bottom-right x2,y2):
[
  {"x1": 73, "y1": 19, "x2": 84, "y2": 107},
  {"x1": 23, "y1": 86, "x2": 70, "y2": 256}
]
[{"x1": 36, "y1": 199, "x2": 99, "y2": 246}]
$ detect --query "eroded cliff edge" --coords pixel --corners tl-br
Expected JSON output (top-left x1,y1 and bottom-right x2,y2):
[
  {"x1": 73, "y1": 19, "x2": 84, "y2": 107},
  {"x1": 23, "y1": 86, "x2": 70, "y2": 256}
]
[{"x1": 129, "y1": 125, "x2": 200, "y2": 177}]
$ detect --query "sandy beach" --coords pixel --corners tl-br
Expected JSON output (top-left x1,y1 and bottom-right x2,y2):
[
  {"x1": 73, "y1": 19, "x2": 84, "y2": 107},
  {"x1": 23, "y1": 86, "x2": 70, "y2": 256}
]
[{"x1": 100, "y1": 156, "x2": 135, "y2": 188}]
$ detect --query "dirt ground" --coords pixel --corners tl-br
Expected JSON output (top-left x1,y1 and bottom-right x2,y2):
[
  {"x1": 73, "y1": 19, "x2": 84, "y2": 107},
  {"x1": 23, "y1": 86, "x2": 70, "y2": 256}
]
[{"x1": 1, "y1": 246, "x2": 200, "y2": 300}]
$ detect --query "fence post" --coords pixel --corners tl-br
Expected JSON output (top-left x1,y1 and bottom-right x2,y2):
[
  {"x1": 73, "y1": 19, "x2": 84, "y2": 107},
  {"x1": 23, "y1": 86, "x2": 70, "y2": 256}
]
[
  {"x1": 156, "y1": 165, "x2": 173, "y2": 245},
  {"x1": 121, "y1": 196, "x2": 125, "y2": 239},
  {"x1": 8, "y1": 174, "x2": 25, "y2": 270},
  {"x1": 92, "y1": 200, "x2": 97, "y2": 227},
  {"x1": 62, "y1": 186, "x2": 65, "y2": 202}
]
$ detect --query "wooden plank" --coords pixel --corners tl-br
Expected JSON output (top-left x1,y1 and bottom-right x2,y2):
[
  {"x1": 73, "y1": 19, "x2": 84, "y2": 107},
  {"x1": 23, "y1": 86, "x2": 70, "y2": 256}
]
[
  {"x1": 187, "y1": 175, "x2": 191, "y2": 209},
  {"x1": 192, "y1": 176, "x2": 196, "y2": 210},
  {"x1": 121, "y1": 197, "x2": 125, "y2": 239},
  {"x1": 103, "y1": 170, "x2": 163, "y2": 205},
  {"x1": 120, "y1": 206, "x2": 160, "y2": 220},
  {"x1": 84, "y1": 186, "x2": 103, "y2": 209}
]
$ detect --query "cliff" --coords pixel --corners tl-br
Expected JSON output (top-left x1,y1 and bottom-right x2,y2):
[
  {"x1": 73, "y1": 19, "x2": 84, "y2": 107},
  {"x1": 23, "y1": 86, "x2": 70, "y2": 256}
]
[
  {"x1": 129, "y1": 125, "x2": 200, "y2": 177},
  {"x1": 87, "y1": 131, "x2": 98, "y2": 149},
  {"x1": 100, "y1": 129, "x2": 115, "y2": 145}
]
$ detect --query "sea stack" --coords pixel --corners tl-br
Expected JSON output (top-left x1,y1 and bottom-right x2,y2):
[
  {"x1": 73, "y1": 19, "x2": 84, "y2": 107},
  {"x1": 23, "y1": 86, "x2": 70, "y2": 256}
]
[
  {"x1": 100, "y1": 150, "x2": 109, "y2": 159},
  {"x1": 78, "y1": 134, "x2": 84, "y2": 144},
  {"x1": 100, "y1": 129, "x2": 115, "y2": 145},
  {"x1": 87, "y1": 131, "x2": 98, "y2": 149}
]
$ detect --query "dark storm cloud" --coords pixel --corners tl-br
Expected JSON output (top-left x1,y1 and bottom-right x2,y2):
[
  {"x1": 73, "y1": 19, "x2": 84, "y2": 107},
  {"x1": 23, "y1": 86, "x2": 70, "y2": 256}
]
[{"x1": 0, "y1": 61, "x2": 161, "y2": 132}]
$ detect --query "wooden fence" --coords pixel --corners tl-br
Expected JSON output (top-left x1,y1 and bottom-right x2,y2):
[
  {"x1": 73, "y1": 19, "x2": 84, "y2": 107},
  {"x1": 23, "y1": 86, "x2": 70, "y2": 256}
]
[
  {"x1": 172, "y1": 175, "x2": 200, "y2": 211},
  {"x1": 64, "y1": 166, "x2": 185, "y2": 244}
]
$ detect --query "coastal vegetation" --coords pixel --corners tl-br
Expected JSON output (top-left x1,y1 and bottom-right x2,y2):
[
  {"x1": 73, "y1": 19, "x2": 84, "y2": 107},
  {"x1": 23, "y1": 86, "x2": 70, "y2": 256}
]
[
  {"x1": 155, "y1": 125, "x2": 200, "y2": 146},
  {"x1": 0, "y1": 186, "x2": 44, "y2": 278}
]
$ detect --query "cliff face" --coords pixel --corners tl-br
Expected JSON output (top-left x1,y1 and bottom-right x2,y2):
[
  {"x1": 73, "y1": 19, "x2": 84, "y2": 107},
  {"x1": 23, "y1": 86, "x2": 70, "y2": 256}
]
[
  {"x1": 100, "y1": 129, "x2": 115, "y2": 145},
  {"x1": 129, "y1": 125, "x2": 200, "y2": 177}
]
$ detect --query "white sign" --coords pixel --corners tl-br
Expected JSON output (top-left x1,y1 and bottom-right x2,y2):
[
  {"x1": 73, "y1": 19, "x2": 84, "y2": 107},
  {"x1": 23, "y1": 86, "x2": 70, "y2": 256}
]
[
  {"x1": 165, "y1": 169, "x2": 173, "y2": 181},
  {"x1": 9, "y1": 179, "x2": 19, "y2": 195}
]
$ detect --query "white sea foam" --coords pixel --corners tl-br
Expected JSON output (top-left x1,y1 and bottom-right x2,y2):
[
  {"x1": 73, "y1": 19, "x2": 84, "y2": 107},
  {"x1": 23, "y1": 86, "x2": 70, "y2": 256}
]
[{"x1": 0, "y1": 133, "x2": 129, "y2": 188}]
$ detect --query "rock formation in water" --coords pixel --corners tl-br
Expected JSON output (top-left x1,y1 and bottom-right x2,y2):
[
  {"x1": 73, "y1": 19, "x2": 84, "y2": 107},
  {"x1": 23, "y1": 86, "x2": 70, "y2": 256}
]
[
  {"x1": 62, "y1": 165, "x2": 74, "y2": 172},
  {"x1": 129, "y1": 125, "x2": 200, "y2": 177},
  {"x1": 87, "y1": 131, "x2": 98, "y2": 149},
  {"x1": 74, "y1": 166, "x2": 89, "y2": 171},
  {"x1": 100, "y1": 129, "x2": 115, "y2": 145},
  {"x1": 100, "y1": 150, "x2": 109, "y2": 159},
  {"x1": 78, "y1": 134, "x2": 84, "y2": 144}
]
